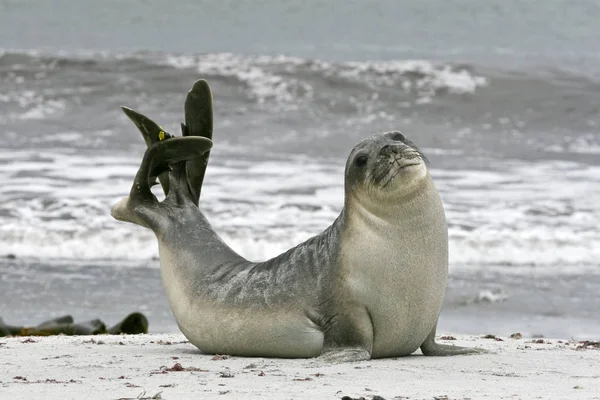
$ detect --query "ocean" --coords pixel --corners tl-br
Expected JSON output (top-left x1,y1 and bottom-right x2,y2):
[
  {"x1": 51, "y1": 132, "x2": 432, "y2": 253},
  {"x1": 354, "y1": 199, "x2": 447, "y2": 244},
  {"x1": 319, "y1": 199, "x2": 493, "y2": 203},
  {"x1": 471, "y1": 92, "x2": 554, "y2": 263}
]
[{"x1": 1, "y1": 0, "x2": 599, "y2": 339}]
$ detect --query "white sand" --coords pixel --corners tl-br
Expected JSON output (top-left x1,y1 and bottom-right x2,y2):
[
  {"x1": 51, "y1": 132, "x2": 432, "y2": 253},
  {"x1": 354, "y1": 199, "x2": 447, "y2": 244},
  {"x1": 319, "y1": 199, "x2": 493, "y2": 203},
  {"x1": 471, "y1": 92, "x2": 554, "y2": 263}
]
[{"x1": 1, "y1": 334, "x2": 598, "y2": 400}]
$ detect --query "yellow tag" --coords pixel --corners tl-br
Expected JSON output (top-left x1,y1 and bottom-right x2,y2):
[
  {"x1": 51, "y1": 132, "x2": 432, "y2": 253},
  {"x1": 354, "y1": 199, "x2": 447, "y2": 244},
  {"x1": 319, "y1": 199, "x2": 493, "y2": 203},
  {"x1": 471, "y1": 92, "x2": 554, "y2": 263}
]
[{"x1": 158, "y1": 131, "x2": 165, "y2": 141}]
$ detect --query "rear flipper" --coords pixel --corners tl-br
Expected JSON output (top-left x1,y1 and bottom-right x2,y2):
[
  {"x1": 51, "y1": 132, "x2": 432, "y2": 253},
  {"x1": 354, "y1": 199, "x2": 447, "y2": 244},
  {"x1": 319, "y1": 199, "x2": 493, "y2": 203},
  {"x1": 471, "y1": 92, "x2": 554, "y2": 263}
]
[
  {"x1": 111, "y1": 136, "x2": 213, "y2": 230},
  {"x1": 121, "y1": 79, "x2": 214, "y2": 205},
  {"x1": 420, "y1": 323, "x2": 489, "y2": 356},
  {"x1": 121, "y1": 106, "x2": 174, "y2": 195},
  {"x1": 181, "y1": 79, "x2": 214, "y2": 205}
]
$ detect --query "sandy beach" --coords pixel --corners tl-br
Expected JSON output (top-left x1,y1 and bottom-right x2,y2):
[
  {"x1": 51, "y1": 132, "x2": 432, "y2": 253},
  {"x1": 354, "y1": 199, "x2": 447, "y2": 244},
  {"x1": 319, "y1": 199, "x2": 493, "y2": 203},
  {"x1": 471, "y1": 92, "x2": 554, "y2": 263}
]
[{"x1": 1, "y1": 333, "x2": 598, "y2": 400}]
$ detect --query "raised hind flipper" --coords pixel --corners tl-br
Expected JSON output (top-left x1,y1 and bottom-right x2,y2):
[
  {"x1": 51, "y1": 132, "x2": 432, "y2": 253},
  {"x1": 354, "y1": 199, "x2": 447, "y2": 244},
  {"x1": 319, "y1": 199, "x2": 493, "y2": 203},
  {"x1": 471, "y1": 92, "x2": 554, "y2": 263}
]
[
  {"x1": 111, "y1": 136, "x2": 213, "y2": 229},
  {"x1": 121, "y1": 79, "x2": 214, "y2": 205},
  {"x1": 181, "y1": 79, "x2": 214, "y2": 205},
  {"x1": 121, "y1": 106, "x2": 174, "y2": 195}
]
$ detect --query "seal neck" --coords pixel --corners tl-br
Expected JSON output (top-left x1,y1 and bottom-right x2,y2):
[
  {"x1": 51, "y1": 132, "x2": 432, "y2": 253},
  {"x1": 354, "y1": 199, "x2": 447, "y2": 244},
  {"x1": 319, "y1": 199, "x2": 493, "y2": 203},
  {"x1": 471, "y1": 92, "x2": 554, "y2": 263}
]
[{"x1": 346, "y1": 175, "x2": 443, "y2": 231}]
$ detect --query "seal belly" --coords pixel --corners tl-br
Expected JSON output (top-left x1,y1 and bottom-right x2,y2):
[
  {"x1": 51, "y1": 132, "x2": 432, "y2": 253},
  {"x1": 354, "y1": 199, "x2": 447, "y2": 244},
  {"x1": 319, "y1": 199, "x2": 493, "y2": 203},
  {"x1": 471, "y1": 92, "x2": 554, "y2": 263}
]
[
  {"x1": 162, "y1": 269, "x2": 324, "y2": 358},
  {"x1": 178, "y1": 305, "x2": 324, "y2": 358},
  {"x1": 158, "y1": 243, "x2": 324, "y2": 358}
]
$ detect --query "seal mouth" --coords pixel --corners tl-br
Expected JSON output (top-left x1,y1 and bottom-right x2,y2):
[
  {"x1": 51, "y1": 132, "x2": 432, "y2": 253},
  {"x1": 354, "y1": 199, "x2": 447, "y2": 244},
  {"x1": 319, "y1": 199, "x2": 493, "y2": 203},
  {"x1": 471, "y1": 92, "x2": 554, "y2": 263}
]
[
  {"x1": 381, "y1": 162, "x2": 421, "y2": 188},
  {"x1": 370, "y1": 151, "x2": 424, "y2": 189}
]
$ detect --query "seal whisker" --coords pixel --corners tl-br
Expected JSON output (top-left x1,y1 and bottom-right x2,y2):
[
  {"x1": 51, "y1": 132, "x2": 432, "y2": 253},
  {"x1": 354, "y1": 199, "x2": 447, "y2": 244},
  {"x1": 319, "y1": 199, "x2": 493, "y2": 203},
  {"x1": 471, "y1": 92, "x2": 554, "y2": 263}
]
[{"x1": 381, "y1": 168, "x2": 401, "y2": 189}]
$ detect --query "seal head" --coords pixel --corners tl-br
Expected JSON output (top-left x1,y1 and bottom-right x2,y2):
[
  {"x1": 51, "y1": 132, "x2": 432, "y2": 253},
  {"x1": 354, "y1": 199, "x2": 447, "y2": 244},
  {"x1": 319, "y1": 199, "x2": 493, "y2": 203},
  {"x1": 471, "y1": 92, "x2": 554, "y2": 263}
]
[{"x1": 346, "y1": 131, "x2": 429, "y2": 206}]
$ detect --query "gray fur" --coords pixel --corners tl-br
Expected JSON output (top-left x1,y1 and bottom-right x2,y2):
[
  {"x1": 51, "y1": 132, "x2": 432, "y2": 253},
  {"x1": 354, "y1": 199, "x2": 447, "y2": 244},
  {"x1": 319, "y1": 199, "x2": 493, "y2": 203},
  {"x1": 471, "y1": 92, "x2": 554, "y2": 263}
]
[{"x1": 113, "y1": 90, "x2": 485, "y2": 359}]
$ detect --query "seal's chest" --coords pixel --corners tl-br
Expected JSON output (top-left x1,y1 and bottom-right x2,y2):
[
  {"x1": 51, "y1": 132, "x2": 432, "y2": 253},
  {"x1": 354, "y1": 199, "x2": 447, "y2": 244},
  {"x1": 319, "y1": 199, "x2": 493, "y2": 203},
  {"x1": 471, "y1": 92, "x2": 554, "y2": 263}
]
[
  {"x1": 344, "y1": 213, "x2": 447, "y2": 275},
  {"x1": 344, "y1": 228, "x2": 445, "y2": 292},
  {"x1": 341, "y1": 223, "x2": 447, "y2": 356}
]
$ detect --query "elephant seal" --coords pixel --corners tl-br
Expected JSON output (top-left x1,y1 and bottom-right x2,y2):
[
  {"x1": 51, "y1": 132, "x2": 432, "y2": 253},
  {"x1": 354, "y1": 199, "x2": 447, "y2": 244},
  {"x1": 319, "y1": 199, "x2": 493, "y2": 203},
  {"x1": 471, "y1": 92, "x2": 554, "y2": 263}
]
[{"x1": 112, "y1": 80, "x2": 484, "y2": 360}]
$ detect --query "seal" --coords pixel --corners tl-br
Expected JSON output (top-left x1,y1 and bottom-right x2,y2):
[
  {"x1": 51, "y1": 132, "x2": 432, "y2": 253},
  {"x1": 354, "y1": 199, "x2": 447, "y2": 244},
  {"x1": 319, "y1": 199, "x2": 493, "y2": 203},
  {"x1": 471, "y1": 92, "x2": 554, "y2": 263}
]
[{"x1": 112, "y1": 80, "x2": 484, "y2": 360}]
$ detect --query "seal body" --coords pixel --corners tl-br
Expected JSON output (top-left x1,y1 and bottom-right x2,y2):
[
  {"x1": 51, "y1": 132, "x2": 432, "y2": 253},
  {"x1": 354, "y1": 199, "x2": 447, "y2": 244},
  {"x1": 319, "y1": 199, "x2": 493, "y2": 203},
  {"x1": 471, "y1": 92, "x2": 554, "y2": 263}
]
[
  {"x1": 113, "y1": 118, "x2": 483, "y2": 358},
  {"x1": 153, "y1": 206, "x2": 336, "y2": 358}
]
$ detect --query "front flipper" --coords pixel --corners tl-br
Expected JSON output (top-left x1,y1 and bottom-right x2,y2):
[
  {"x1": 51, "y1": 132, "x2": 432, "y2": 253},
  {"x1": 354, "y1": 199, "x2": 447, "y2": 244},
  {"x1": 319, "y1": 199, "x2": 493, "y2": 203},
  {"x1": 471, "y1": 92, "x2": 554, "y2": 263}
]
[
  {"x1": 420, "y1": 323, "x2": 488, "y2": 356},
  {"x1": 181, "y1": 79, "x2": 214, "y2": 205},
  {"x1": 319, "y1": 307, "x2": 374, "y2": 363}
]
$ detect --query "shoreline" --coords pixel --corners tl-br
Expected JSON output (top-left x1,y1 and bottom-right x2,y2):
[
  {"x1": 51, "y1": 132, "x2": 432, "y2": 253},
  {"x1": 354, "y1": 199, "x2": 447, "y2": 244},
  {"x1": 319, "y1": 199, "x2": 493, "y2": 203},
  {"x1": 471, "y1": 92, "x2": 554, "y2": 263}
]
[{"x1": 1, "y1": 334, "x2": 598, "y2": 400}]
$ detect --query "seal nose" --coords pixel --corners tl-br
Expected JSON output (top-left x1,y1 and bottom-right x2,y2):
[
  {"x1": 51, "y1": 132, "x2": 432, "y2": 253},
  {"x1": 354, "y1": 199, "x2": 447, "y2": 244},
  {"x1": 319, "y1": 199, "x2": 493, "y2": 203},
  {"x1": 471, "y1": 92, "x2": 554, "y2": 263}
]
[{"x1": 379, "y1": 144, "x2": 400, "y2": 157}]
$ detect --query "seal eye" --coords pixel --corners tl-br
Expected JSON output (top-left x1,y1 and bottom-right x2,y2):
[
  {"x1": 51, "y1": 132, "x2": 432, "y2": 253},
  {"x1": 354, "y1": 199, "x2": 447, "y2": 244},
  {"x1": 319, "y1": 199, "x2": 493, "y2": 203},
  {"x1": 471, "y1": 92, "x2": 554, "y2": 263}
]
[
  {"x1": 355, "y1": 155, "x2": 368, "y2": 169},
  {"x1": 391, "y1": 132, "x2": 405, "y2": 141}
]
